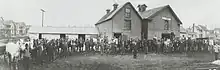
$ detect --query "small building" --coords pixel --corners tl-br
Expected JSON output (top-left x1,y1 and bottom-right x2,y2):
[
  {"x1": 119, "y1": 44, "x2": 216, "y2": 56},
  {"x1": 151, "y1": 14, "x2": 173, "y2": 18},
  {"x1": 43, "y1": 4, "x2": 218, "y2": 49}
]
[
  {"x1": 95, "y1": 2, "x2": 182, "y2": 40},
  {"x1": 28, "y1": 26, "x2": 98, "y2": 40}
]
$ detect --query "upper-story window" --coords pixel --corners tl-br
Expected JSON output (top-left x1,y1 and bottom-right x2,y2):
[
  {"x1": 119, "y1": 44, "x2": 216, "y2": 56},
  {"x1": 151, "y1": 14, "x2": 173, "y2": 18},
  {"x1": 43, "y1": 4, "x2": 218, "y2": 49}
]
[
  {"x1": 19, "y1": 26, "x2": 23, "y2": 29},
  {"x1": 6, "y1": 25, "x2": 11, "y2": 28},
  {"x1": 164, "y1": 20, "x2": 169, "y2": 30},
  {"x1": 124, "y1": 19, "x2": 131, "y2": 30},
  {"x1": 124, "y1": 8, "x2": 131, "y2": 18}
]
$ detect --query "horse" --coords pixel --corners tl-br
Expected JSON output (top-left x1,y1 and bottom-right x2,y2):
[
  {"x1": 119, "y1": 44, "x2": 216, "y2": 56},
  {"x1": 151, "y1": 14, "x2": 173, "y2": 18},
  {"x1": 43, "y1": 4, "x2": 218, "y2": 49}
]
[{"x1": 3, "y1": 40, "x2": 26, "y2": 70}]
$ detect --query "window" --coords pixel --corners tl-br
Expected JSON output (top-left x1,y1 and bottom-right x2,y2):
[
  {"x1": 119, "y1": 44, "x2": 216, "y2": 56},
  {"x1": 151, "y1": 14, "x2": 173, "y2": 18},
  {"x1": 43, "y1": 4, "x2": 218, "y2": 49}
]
[
  {"x1": 124, "y1": 8, "x2": 131, "y2": 18},
  {"x1": 199, "y1": 34, "x2": 203, "y2": 38},
  {"x1": 6, "y1": 25, "x2": 11, "y2": 28},
  {"x1": 164, "y1": 20, "x2": 169, "y2": 30},
  {"x1": 19, "y1": 30, "x2": 23, "y2": 34},
  {"x1": 19, "y1": 26, "x2": 23, "y2": 29},
  {"x1": 124, "y1": 20, "x2": 131, "y2": 30}
]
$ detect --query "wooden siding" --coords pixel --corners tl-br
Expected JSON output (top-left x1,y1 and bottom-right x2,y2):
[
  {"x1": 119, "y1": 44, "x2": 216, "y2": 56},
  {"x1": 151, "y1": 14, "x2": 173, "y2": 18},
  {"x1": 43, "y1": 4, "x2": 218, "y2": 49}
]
[{"x1": 147, "y1": 7, "x2": 181, "y2": 39}]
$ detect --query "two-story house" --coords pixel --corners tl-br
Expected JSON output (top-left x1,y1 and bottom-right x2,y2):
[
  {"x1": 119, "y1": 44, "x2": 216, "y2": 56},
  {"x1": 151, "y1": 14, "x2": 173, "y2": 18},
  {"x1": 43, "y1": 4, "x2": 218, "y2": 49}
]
[
  {"x1": 187, "y1": 24, "x2": 209, "y2": 38},
  {"x1": 0, "y1": 20, "x2": 30, "y2": 38},
  {"x1": 15, "y1": 22, "x2": 29, "y2": 36},
  {"x1": 3, "y1": 20, "x2": 17, "y2": 37},
  {"x1": 194, "y1": 25, "x2": 208, "y2": 38},
  {"x1": 95, "y1": 2, "x2": 182, "y2": 40}
]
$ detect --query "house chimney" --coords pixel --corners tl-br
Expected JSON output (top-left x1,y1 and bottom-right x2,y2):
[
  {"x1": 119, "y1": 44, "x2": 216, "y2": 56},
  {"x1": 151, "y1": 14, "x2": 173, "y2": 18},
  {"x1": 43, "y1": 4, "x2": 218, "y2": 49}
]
[
  {"x1": 192, "y1": 23, "x2": 195, "y2": 32},
  {"x1": 106, "y1": 9, "x2": 111, "y2": 14},
  {"x1": 138, "y1": 4, "x2": 147, "y2": 12},
  {"x1": 113, "y1": 3, "x2": 119, "y2": 10}
]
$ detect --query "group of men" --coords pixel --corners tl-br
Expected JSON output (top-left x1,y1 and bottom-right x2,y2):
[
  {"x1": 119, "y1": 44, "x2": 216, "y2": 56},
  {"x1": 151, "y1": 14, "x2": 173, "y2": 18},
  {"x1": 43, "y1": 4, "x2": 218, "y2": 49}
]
[{"x1": 5, "y1": 35, "x2": 217, "y2": 70}]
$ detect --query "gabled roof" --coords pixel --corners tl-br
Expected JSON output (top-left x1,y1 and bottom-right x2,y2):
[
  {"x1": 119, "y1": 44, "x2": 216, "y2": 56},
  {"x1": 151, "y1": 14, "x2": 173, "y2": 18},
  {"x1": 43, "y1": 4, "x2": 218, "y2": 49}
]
[
  {"x1": 139, "y1": 5, "x2": 182, "y2": 24},
  {"x1": 96, "y1": 2, "x2": 142, "y2": 25},
  {"x1": 96, "y1": 2, "x2": 183, "y2": 25},
  {"x1": 197, "y1": 25, "x2": 208, "y2": 31},
  {"x1": 138, "y1": 5, "x2": 165, "y2": 19},
  {"x1": 180, "y1": 26, "x2": 186, "y2": 33}
]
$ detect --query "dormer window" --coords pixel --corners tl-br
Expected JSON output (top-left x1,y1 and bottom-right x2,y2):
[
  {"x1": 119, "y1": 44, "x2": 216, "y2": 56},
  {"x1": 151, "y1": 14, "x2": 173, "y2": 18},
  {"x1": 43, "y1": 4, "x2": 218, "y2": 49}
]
[
  {"x1": 124, "y1": 8, "x2": 131, "y2": 18},
  {"x1": 6, "y1": 25, "x2": 10, "y2": 27}
]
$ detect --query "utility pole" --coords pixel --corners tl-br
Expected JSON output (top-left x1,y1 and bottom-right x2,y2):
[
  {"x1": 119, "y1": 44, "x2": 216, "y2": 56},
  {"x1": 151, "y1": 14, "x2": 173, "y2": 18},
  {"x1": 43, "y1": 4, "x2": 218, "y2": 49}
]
[
  {"x1": 41, "y1": 9, "x2": 45, "y2": 27},
  {"x1": 193, "y1": 23, "x2": 195, "y2": 32}
]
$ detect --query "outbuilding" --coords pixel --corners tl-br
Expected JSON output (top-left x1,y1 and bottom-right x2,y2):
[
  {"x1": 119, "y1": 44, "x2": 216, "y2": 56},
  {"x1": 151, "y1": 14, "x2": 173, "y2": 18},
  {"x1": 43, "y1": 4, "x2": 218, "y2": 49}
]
[{"x1": 28, "y1": 26, "x2": 98, "y2": 40}]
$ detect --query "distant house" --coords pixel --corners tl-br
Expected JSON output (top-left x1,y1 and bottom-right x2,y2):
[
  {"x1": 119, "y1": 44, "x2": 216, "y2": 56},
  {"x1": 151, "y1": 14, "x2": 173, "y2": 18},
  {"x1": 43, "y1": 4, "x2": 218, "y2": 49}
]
[
  {"x1": 180, "y1": 26, "x2": 187, "y2": 37},
  {"x1": 194, "y1": 25, "x2": 209, "y2": 38},
  {"x1": 95, "y1": 2, "x2": 182, "y2": 40},
  {"x1": 214, "y1": 28, "x2": 220, "y2": 34},
  {"x1": 214, "y1": 28, "x2": 220, "y2": 38},
  {"x1": 187, "y1": 24, "x2": 209, "y2": 38},
  {"x1": 207, "y1": 30, "x2": 216, "y2": 39},
  {"x1": 0, "y1": 20, "x2": 30, "y2": 38},
  {"x1": 28, "y1": 26, "x2": 98, "y2": 40}
]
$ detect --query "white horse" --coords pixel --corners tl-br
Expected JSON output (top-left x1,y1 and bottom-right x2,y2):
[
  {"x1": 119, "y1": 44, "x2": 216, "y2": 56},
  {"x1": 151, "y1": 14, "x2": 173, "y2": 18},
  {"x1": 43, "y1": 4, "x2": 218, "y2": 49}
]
[{"x1": 3, "y1": 41, "x2": 23, "y2": 70}]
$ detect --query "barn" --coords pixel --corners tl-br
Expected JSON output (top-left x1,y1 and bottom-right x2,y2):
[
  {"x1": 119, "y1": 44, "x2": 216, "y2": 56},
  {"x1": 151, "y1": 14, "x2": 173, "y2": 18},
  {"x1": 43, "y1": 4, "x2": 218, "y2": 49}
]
[
  {"x1": 28, "y1": 26, "x2": 98, "y2": 40},
  {"x1": 96, "y1": 2, "x2": 183, "y2": 40}
]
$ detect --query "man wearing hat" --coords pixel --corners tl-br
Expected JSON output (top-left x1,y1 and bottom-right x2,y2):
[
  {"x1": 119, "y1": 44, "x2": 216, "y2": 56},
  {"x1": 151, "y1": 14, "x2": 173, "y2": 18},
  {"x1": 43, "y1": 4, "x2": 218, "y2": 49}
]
[{"x1": 214, "y1": 42, "x2": 220, "y2": 60}]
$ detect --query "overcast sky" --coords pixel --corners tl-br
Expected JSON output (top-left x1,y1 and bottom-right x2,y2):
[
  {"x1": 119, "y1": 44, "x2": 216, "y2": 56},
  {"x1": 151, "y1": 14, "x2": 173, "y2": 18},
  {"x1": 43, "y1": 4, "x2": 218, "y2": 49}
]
[{"x1": 0, "y1": 0, "x2": 219, "y2": 29}]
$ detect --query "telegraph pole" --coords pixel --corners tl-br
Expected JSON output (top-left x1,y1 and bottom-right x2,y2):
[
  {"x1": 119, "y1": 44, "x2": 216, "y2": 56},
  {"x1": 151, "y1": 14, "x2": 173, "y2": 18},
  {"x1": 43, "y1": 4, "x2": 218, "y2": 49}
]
[
  {"x1": 193, "y1": 23, "x2": 195, "y2": 32},
  {"x1": 41, "y1": 9, "x2": 45, "y2": 27}
]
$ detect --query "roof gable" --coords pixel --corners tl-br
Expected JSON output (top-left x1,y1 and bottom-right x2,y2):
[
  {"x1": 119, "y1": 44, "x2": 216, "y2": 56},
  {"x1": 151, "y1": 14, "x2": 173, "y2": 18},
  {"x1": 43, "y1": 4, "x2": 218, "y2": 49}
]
[
  {"x1": 96, "y1": 2, "x2": 142, "y2": 25},
  {"x1": 96, "y1": 2, "x2": 183, "y2": 25},
  {"x1": 198, "y1": 25, "x2": 208, "y2": 31},
  {"x1": 140, "y1": 5, "x2": 182, "y2": 24},
  {"x1": 138, "y1": 5, "x2": 165, "y2": 19}
]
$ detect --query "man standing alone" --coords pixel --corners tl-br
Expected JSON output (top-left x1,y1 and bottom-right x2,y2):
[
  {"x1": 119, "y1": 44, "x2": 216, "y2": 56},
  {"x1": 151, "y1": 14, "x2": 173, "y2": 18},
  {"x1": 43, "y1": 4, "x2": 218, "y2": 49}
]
[
  {"x1": 214, "y1": 42, "x2": 220, "y2": 60},
  {"x1": 23, "y1": 44, "x2": 31, "y2": 70}
]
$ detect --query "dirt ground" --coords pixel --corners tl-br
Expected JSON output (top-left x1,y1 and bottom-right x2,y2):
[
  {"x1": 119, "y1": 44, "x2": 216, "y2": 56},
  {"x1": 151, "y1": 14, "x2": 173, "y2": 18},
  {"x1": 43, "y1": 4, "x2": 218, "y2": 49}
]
[
  {"x1": 1, "y1": 52, "x2": 220, "y2": 70},
  {"x1": 32, "y1": 52, "x2": 220, "y2": 70}
]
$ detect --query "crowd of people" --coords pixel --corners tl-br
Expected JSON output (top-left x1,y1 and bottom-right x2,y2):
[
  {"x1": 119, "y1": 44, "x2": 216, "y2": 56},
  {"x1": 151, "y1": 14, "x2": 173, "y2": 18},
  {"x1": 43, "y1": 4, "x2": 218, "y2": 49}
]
[{"x1": 3, "y1": 35, "x2": 215, "y2": 70}]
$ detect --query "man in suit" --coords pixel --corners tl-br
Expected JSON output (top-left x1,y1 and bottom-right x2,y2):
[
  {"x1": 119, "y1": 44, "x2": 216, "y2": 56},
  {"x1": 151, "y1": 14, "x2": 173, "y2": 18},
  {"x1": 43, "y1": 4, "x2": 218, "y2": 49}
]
[{"x1": 214, "y1": 42, "x2": 220, "y2": 60}]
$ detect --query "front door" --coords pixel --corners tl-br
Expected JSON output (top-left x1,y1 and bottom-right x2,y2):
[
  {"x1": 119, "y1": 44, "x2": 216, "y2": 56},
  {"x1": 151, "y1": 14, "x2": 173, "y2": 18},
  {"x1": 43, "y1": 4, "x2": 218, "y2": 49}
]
[
  {"x1": 78, "y1": 34, "x2": 85, "y2": 41},
  {"x1": 39, "y1": 34, "x2": 42, "y2": 39},
  {"x1": 114, "y1": 33, "x2": 122, "y2": 39},
  {"x1": 60, "y1": 34, "x2": 66, "y2": 39}
]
